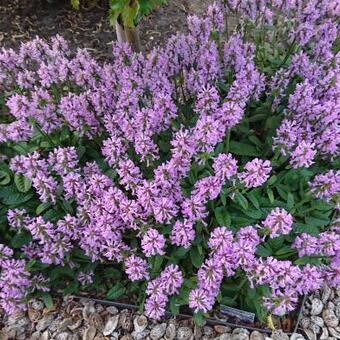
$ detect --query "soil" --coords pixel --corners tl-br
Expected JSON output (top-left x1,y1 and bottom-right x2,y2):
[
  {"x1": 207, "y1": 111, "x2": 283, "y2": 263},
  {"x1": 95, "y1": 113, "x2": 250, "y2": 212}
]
[{"x1": 0, "y1": 0, "x2": 211, "y2": 60}]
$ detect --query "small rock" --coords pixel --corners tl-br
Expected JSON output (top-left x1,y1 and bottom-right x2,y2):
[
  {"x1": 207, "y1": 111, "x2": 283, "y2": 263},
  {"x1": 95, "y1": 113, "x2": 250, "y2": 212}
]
[
  {"x1": 300, "y1": 317, "x2": 310, "y2": 329},
  {"x1": 203, "y1": 326, "x2": 215, "y2": 337},
  {"x1": 120, "y1": 336, "x2": 133, "y2": 340},
  {"x1": 177, "y1": 326, "x2": 193, "y2": 340},
  {"x1": 218, "y1": 334, "x2": 232, "y2": 340},
  {"x1": 290, "y1": 333, "x2": 305, "y2": 340},
  {"x1": 310, "y1": 315, "x2": 324, "y2": 327},
  {"x1": 40, "y1": 330, "x2": 50, "y2": 340},
  {"x1": 95, "y1": 304, "x2": 104, "y2": 313},
  {"x1": 68, "y1": 319, "x2": 82, "y2": 331},
  {"x1": 133, "y1": 315, "x2": 148, "y2": 333},
  {"x1": 150, "y1": 323, "x2": 167, "y2": 340},
  {"x1": 329, "y1": 302, "x2": 336, "y2": 310},
  {"x1": 119, "y1": 312, "x2": 133, "y2": 332},
  {"x1": 58, "y1": 318, "x2": 73, "y2": 332},
  {"x1": 193, "y1": 325, "x2": 202, "y2": 339},
  {"x1": 31, "y1": 300, "x2": 45, "y2": 311},
  {"x1": 328, "y1": 327, "x2": 340, "y2": 339},
  {"x1": 83, "y1": 326, "x2": 96, "y2": 340},
  {"x1": 82, "y1": 303, "x2": 96, "y2": 321},
  {"x1": 324, "y1": 314, "x2": 339, "y2": 328},
  {"x1": 250, "y1": 331, "x2": 265, "y2": 340},
  {"x1": 106, "y1": 306, "x2": 119, "y2": 315},
  {"x1": 165, "y1": 323, "x2": 177, "y2": 340},
  {"x1": 110, "y1": 332, "x2": 120, "y2": 340},
  {"x1": 272, "y1": 330, "x2": 289, "y2": 340},
  {"x1": 336, "y1": 304, "x2": 340, "y2": 318},
  {"x1": 322, "y1": 286, "x2": 332, "y2": 303},
  {"x1": 232, "y1": 329, "x2": 249, "y2": 336},
  {"x1": 232, "y1": 328, "x2": 249, "y2": 340},
  {"x1": 320, "y1": 327, "x2": 329, "y2": 340},
  {"x1": 303, "y1": 329, "x2": 316, "y2": 340},
  {"x1": 310, "y1": 298, "x2": 323, "y2": 315},
  {"x1": 132, "y1": 329, "x2": 150, "y2": 340},
  {"x1": 310, "y1": 323, "x2": 321, "y2": 334},
  {"x1": 103, "y1": 315, "x2": 119, "y2": 336},
  {"x1": 88, "y1": 313, "x2": 104, "y2": 331},
  {"x1": 56, "y1": 331, "x2": 73, "y2": 340},
  {"x1": 232, "y1": 335, "x2": 249, "y2": 340},
  {"x1": 36, "y1": 314, "x2": 55, "y2": 332},
  {"x1": 214, "y1": 325, "x2": 231, "y2": 334},
  {"x1": 29, "y1": 331, "x2": 41, "y2": 340}
]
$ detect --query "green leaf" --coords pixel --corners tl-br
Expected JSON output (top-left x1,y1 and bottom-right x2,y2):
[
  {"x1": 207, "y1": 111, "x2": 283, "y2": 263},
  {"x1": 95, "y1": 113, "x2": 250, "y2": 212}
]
[
  {"x1": 0, "y1": 183, "x2": 33, "y2": 205},
  {"x1": 174, "y1": 247, "x2": 189, "y2": 258},
  {"x1": 122, "y1": 3, "x2": 139, "y2": 27},
  {"x1": 293, "y1": 223, "x2": 319, "y2": 235},
  {"x1": 42, "y1": 292, "x2": 54, "y2": 309},
  {"x1": 267, "y1": 175, "x2": 277, "y2": 186},
  {"x1": 246, "y1": 191, "x2": 260, "y2": 209},
  {"x1": 50, "y1": 267, "x2": 75, "y2": 281},
  {"x1": 15, "y1": 174, "x2": 32, "y2": 193},
  {"x1": 107, "y1": 283, "x2": 126, "y2": 300},
  {"x1": 151, "y1": 255, "x2": 163, "y2": 274},
  {"x1": 70, "y1": 0, "x2": 80, "y2": 9},
  {"x1": 11, "y1": 230, "x2": 32, "y2": 248},
  {"x1": 256, "y1": 244, "x2": 272, "y2": 257},
  {"x1": 214, "y1": 206, "x2": 231, "y2": 226},
  {"x1": 104, "y1": 268, "x2": 122, "y2": 279},
  {"x1": 169, "y1": 296, "x2": 180, "y2": 315},
  {"x1": 193, "y1": 311, "x2": 206, "y2": 327},
  {"x1": 0, "y1": 171, "x2": 10, "y2": 185},
  {"x1": 287, "y1": 193, "x2": 294, "y2": 210},
  {"x1": 63, "y1": 281, "x2": 79, "y2": 295},
  {"x1": 267, "y1": 188, "x2": 274, "y2": 204},
  {"x1": 312, "y1": 200, "x2": 333, "y2": 211},
  {"x1": 190, "y1": 247, "x2": 204, "y2": 268},
  {"x1": 234, "y1": 192, "x2": 249, "y2": 210},
  {"x1": 305, "y1": 216, "x2": 329, "y2": 228},
  {"x1": 229, "y1": 141, "x2": 261, "y2": 157},
  {"x1": 36, "y1": 202, "x2": 52, "y2": 215},
  {"x1": 243, "y1": 209, "x2": 263, "y2": 219},
  {"x1": 294, "y1": 256, "x2": 323, "y2": 266},
  {"x1": 275, "y1": 245, "x2": 296, "y2": 256}
]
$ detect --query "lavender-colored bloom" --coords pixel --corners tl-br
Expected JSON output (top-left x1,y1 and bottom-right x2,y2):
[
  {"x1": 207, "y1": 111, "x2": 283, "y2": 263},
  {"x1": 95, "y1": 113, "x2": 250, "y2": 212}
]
[
  {"x1": 189, "y1": 288, "x2": 213, "y2": 313},
  {"x1": 7, "y1": 209, "x2": 30, "y2": 229},
  {"x1": 152, "y1": 197, "x2": 178, "y2": 224},
  {"x1": 48, "y1": 146, "x2": 78, "y2": 175},
  {"x1": 141, "y1": 229, "x2": 166, "y2": 257},
  {"x1": 296, "y1": 265, "x2": 323, "y2": 294},
  {"x1": 263, "y1": 288, "x2": 299, "y2": 316},
  {"x1": 319, "y1": 231, "x2": 340, "y2": 256},
  {"x1": 170, "y1": 219, "x2": 195, "y2": 249},
  {"x1": 239, "y1": 159, "x2": 272, "y2": 188},
  {"x1": 124, "y1": 255, "x2": 149, "y2": 281},
  {"x1": 0, "y1": 244, "x2": 14, "y2": 265},
  {"x1": 208, "y1": 227, "x2": 233, "y2": 256},
  {"x1": 293, "y1": 233, "x2": 319, "y2": 257},
  {"x1": 212, "y1": 153, "x2": 238, "y2": 181},
  {"x1": 78, "y1": 271, "x2": 94, "y2": 285},
  {"x1": 310, "y1": 170, "x2": 340, "y2": 200},
  {"x1": 262, "y1": 208, "x2": 293, "y2": 238},
  {"x1": 290, "y1": 141, "x2": 316, "y2": 168},
  {"x1": 160, "y1": 264, "x2": 183, "y2": 295},
  {"x1": 144, "y1": 294, "x2": 167, "y2": 320}
]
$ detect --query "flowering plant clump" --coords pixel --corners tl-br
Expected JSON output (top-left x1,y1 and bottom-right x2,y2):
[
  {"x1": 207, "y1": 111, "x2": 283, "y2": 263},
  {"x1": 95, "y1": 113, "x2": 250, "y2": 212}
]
[{"x1": 0, "y1": 0, "x2": 339, "y2": 323}]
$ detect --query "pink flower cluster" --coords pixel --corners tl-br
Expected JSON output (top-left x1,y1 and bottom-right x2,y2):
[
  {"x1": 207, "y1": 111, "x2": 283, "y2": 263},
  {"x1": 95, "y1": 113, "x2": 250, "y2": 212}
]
[{"x1": 0, "y1": 0, "x2": 339, "y2": 319}]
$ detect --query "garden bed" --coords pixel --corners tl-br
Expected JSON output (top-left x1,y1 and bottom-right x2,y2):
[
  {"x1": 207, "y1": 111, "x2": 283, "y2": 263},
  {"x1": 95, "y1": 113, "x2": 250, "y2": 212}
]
[{"x1": 0, "y1": 0, "x2": 339, "y2": 337}]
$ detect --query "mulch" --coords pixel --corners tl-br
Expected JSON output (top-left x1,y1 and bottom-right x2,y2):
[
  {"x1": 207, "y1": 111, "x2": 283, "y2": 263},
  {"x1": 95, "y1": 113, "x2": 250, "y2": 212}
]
[{"x1": 0, "y1": 0, "x2": 200, "y2": 60}]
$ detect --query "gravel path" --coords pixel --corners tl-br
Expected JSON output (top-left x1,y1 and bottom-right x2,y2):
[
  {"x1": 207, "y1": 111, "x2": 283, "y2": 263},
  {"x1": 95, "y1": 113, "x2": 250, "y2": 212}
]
[{"x1": 1, "y1": 285, "x2": 339, "y2": 340}]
